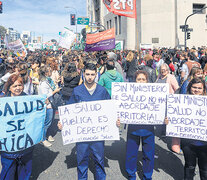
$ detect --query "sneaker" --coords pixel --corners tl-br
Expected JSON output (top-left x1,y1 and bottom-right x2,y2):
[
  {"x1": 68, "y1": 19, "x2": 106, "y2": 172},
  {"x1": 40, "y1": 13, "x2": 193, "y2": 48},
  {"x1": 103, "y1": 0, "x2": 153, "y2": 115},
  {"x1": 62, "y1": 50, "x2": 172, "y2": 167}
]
[
  {"x1": 42, "y1": 140, "x2": 52, "y2": 147},
  {"x1": 48, "y1": 136, "x2": 55, "y2": 142}
]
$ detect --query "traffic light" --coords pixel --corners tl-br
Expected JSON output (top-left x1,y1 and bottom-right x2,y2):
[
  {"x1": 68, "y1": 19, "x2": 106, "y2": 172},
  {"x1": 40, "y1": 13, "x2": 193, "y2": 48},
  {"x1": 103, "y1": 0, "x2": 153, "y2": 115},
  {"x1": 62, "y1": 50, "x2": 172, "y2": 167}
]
[
  {"x1": 70, "y1": 14, "x2": 76, "y2": 25},
  {"x1": 0, "y1": 1, "x2": 2, "y2": 14},
  {"x1": 81, "y1": 28, "x2": 86, "y2": 40},
  {"x1": 187, "y1": 32, "x2": 191, "y2": 40}
]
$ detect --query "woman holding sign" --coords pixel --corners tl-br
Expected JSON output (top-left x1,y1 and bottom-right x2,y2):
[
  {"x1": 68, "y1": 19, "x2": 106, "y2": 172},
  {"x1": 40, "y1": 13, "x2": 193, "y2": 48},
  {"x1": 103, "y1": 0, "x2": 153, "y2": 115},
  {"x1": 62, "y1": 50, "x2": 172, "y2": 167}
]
[
  {"x1": 181, "y1": 78, "x2": 207, "y2": 180},
  {"x1": 0, "y1": 74, "x2": 34, "y2": 180},
  {"x1": 125, "y1": 70, "x2": 155, "y2": 180},
  {"x1": 165, "y1": 78, "x2": 207, "y2": 179}
]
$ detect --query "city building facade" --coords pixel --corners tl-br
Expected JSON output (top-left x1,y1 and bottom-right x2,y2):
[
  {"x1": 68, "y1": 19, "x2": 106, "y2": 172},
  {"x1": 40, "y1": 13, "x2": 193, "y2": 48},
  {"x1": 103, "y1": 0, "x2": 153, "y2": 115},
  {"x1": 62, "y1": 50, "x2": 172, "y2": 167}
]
[
  {"x1": 7, "y1": 28, "x2": 20, "y2": 42},
  {"x1": 87, "y1": 0, "x2": 207, "y2": 50},
  {"x1": 21, "y1": 31, "x2": 31, "y2": 45}
]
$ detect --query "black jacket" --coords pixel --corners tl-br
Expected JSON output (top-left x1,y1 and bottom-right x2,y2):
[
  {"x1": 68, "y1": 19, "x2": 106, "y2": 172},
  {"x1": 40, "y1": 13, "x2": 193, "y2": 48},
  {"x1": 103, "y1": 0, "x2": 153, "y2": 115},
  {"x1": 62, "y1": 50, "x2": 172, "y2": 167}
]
[
  {"x1": 61, "y1": 71, "x2": 80, "y2": 100},
  {"x1": 126, "y1": 59, "x2": 137, "y2": 79},
  {"x1": 137, "y1": 65, "x2": 157, "y2": 83}
]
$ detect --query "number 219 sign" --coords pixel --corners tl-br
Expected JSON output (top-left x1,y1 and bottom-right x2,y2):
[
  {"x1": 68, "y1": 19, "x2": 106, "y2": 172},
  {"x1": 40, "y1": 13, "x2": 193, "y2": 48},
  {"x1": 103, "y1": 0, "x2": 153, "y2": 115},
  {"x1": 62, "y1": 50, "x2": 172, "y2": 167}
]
[{"x1": 103, "y1": 0, "x2": 137, "y2": 19}]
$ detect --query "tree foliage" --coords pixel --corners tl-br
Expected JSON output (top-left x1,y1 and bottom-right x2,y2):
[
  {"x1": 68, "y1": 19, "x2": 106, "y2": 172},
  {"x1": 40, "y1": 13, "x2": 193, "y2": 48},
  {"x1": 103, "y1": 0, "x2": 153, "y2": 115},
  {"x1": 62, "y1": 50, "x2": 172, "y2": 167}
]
[{"x1": 51, "y1": 39, "x2": 57, "y2": 43}]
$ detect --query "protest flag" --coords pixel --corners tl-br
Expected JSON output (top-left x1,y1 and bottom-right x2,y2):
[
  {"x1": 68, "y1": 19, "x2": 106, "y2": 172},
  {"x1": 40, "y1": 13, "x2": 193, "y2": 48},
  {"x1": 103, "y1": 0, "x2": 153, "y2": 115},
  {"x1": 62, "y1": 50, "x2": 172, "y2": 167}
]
[
  {"x1": 85, "y1": 28, "x2": 115, "y2": 52},
  {"x1": 4, "y1": 35, "x2": 27, "y2": 58},
  {"x1": 103, "y1": 0, "x2": 137, "y2": 19},
  {"x1": 58, "y1": 28, "x2": 76, "y2": 49}
]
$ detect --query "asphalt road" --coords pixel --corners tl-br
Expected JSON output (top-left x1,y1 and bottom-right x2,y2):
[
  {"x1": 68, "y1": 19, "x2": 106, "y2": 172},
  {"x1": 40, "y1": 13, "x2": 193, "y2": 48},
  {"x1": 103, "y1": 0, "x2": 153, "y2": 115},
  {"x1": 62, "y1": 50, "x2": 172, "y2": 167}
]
[{"x1": 0, "y1": 118, "x2": 200, "y2": 180}]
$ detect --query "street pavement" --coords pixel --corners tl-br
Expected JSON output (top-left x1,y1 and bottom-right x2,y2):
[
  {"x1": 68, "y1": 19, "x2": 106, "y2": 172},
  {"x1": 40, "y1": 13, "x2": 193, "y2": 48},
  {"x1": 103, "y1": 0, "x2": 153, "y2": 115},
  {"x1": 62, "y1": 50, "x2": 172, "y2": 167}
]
[{"x1": 0, "y1": 118, "x2": 200, "y2": 180}]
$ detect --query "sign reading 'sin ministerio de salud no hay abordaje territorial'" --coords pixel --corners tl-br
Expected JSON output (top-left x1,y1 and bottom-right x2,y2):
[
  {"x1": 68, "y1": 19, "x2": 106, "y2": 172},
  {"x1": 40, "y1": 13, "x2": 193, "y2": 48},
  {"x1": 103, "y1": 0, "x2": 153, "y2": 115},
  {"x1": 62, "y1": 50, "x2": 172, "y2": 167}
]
[
  {"x1": 58, "y1": 100, "x2": 120, "y2": 145},
  {"x1": 112, "y1": 82, "x2": 169, "y2": 125},
  {"x1": 166, "y1": 94, "x2": 207, "y2": 141}
]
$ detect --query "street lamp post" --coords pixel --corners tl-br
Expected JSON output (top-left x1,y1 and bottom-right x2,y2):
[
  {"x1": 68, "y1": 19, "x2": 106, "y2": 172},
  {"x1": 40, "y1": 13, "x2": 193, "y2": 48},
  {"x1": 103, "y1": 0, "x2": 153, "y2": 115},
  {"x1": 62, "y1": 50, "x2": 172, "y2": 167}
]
[
  {"x1": 64, "y1": 6, "x2": 78, "y2": 48},
  {"x1": 184, "y1": 6, "x2": 207, "y2": 49}
]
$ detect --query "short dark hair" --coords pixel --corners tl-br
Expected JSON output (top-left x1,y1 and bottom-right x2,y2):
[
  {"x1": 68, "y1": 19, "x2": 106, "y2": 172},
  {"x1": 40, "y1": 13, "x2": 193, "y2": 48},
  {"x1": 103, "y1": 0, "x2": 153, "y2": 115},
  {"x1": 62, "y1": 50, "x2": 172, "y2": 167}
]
[
  {"x1": 106, "y1": 60, "x2": 115, "y2": 70},
  {"x1": 134, "y1": 70, "x2": 149, "y2": 82},
  {"x1": 187, "y1": 52, "x2": 195, "y2": 61},
  {"x1": 65, "y1": 62, "x2": 77, "y2": 73},
  {"x1": 187, "y1": 77, "x2": 206, "y2": 95},
  {"x1": 84, "y1": 63, "x2": 97, "y2": 72}
]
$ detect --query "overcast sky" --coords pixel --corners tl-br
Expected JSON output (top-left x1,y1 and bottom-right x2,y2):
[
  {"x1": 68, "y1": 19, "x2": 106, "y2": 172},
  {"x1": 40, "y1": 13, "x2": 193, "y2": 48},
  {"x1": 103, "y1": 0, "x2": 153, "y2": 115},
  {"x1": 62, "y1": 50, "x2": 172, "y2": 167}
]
[{"x1": 0, "y1": 0, "x2": 87, "y2": 42}]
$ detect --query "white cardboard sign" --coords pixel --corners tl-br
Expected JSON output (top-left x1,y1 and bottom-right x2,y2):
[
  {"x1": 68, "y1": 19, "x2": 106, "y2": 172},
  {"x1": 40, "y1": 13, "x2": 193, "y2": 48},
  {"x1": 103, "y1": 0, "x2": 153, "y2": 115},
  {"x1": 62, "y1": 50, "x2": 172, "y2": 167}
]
[
  {"x1": 58, "y1": 100, "x2": 120, "y2": 145},
  {"x1": 112, "y1": 82, "x2": 169, "y2": 125},
  {"x1": 166, "y1": 94, "x2": 207, "y2": 141}
]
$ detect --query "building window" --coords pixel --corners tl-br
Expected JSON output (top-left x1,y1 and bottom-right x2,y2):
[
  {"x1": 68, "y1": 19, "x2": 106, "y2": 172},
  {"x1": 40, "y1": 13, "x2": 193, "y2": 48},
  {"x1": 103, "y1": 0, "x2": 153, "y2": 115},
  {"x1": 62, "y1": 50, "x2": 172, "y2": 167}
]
[
  {"x1": 118, "y1": 16, "x2": 121, "y2": 34},
  {"x1": 107, "y1": 21, "x2": 109, "y2": 29},
  {"x1": 115, "y1": 17, "x2": 118, "y2": 35},
  {"x1": 206, "y1": 15, "x2": 207, "y2": 24},
  {"x1": 109, "y1": 20, "x2": 112, "y2": 29},
  {"x1": 193, "y1": 4, "x2": 206, "y2": 14},
  {"x1": 152, "y1": 38, "x2": 159, "y2": 44}
]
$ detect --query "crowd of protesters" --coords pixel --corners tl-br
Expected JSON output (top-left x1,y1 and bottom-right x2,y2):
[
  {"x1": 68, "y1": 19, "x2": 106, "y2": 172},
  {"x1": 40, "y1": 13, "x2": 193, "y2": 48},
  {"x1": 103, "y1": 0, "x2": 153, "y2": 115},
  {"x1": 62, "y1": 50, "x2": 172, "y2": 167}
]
[{"x1": 0, "y1": 46, "x2": 207, "y2": 179}]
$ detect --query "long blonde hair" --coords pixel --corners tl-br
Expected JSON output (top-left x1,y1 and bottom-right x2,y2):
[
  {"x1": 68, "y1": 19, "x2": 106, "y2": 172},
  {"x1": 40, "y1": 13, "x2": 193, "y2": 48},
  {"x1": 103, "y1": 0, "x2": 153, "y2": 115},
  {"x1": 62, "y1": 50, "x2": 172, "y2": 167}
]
[{"x1": 126, "y1": 51, "x2": 134, "y2": 62}]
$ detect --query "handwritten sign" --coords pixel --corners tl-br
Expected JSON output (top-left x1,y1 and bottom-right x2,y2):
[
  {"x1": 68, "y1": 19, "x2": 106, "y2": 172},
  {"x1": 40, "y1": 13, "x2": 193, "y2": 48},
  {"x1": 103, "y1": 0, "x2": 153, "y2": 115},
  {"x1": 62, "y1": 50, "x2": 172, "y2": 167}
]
[
  {"x1": 0, "y1": 95, "x2": 46, "y2": 152},
  {"x1": 58, "y1": 100, "x2": 120, "y2": 145},
  {"x1": 59, "y1": 28, "x2": 76, "y2": 49},
  {"x1": 166, "y1": 94, "x2": 207, "y2": 141},
  {"x1": 5, "y1": 37, "x2": 27, "y2": 57},
  {"x1": 112, "y1": 82, "x2": 169, "y2": 125}
]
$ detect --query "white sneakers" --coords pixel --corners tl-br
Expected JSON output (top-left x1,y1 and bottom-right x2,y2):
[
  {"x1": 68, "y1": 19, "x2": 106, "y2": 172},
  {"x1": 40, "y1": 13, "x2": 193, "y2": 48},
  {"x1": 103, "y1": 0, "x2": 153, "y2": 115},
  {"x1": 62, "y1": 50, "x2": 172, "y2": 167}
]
[
  {"x1": 42, "y1": 136, "x2": 54, "y2": 147},
  {"x1": 48, "y1": 135, "x2": 55, "y2": 142},
  {"x1": 42, "y1": 140, "x2": 52, "y2": 147}
]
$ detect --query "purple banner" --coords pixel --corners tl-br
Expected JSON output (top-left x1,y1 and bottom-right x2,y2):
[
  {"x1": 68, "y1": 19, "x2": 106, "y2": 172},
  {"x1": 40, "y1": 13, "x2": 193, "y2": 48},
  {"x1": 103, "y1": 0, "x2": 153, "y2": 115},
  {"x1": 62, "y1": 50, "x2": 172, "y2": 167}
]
[{"x1": 85, "y1": 38, "x2": 115, "y2": 52}]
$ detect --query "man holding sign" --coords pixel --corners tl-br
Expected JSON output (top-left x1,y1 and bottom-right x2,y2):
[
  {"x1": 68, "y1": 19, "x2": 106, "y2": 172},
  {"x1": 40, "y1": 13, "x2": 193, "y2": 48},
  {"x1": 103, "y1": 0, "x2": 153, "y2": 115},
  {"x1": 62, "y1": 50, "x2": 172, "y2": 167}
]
[{"x1": 58, "y1": 63, "x2": 113, "y2": 180}]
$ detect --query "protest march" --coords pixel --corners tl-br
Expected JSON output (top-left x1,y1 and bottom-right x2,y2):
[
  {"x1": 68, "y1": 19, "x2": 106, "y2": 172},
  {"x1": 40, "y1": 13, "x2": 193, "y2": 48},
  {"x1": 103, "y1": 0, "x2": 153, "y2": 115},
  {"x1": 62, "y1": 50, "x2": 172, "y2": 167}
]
[
  {"x1": 1, "y1": 0, "x2": 207, "y2": 179},
  {"x1": 1, "y1": 46, "x2": 207, "y2": 180}
]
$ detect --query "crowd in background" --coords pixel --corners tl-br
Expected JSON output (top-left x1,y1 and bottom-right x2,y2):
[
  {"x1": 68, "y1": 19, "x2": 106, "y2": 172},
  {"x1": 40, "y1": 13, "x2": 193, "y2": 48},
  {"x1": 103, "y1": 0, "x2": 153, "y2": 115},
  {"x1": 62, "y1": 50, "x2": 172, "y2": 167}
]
[{"x1": 1, "y1": 46, "x2": 207, "y2": 179}]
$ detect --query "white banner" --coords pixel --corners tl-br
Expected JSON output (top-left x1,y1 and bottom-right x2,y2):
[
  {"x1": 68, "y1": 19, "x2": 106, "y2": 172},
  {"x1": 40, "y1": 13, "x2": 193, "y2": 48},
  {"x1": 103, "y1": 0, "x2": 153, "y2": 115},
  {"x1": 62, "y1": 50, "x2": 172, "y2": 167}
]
[
  {"x1": 5, "y1": 37, "x2": 27, "y2": 57},
  {"x1": 58, "y1": 29, "x2": 76, "y2": 49},
  {"x1": 112, "y1": 82, "x2": 169, "y2": 125},
  {"x1": 58, "y1": 100, "x2": 120, "y2": 145},
  {"x1": 166, "y1": 94, "x2": 207, "y2": 141}
]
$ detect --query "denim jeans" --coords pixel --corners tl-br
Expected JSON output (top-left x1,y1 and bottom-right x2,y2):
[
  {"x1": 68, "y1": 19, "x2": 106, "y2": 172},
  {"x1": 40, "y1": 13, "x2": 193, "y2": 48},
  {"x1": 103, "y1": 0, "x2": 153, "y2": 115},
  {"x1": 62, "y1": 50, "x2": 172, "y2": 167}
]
[{"x1": 43, "y1": 108, "x2": 54, "y2": 140}]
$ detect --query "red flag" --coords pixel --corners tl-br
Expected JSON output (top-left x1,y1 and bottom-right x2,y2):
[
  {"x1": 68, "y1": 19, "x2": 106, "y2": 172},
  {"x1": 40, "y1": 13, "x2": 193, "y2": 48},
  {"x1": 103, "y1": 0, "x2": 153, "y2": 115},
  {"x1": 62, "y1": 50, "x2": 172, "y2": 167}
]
[{"x1": 103, "y1": 0, "x2": 136, "y2": 18}]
